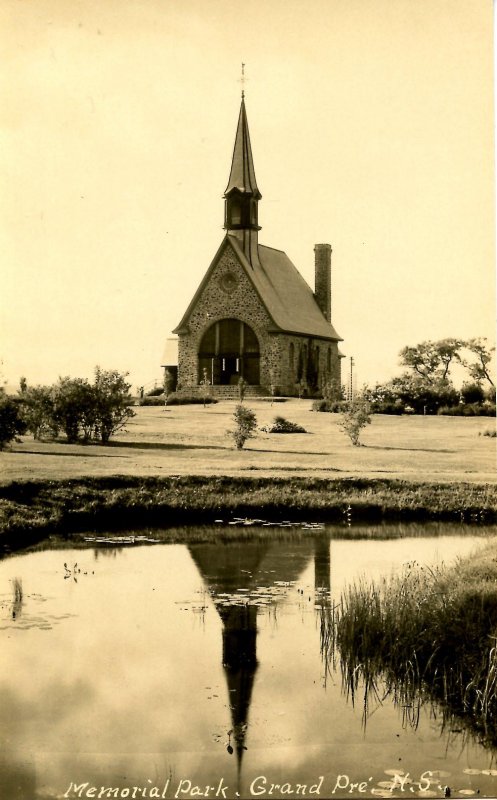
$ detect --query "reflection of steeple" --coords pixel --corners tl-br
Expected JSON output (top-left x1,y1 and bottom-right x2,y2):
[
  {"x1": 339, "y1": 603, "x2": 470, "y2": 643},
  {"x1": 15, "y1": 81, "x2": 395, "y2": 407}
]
[
  {"x1": 219, "y1": 603, "x2": 258, "y2": 771},
  {"x1": 188, "y1": 542, "x2": 267, "y2": 775},
  {"x1": 187, "y1": 537, "x2": 320, "y2": 787}
]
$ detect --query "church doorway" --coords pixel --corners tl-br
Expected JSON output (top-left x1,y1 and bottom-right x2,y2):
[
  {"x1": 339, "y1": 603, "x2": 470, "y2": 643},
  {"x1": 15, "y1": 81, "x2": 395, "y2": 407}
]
[{"x1": 198, "y1": 319, "x2": 260, "y2": 385}]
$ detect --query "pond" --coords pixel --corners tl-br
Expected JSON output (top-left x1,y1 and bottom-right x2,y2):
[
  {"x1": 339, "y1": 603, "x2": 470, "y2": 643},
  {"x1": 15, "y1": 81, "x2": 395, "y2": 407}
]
[{"x1": 0, "y1": 523, "x2": 496, "y2": 800}]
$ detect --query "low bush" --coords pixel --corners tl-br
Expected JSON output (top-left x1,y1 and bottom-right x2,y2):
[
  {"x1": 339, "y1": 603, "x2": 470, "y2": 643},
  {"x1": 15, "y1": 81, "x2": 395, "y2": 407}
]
[
  {"x1": 227, "y1": 404, "x2": 257, "y2": 449},
  {"x1": 481, "y1": 429, "x2": 497, "y2": 437},
  {"x1": 438, "y1": 403, "x2": 496, "y2": 417},
  {"x1": 260, "y1": 416, "x2": 307, "y2": 434},
  {"x1": 259, "y1": 397, "x2": 287, "y2": 403},
  {"x1": 312, "y1": 399, "x2": 348, "y2": 413},
  {"x1": 146, "y1": 386, "x2": 165, "y2": 397},
  {"x1": 140, "y1": 395, "x2": 166, "y2": 406},
  {"x1": 0, "y1": 393, "x2": 26, "y2": 450},
  {"x1": 340, "y1": 398, "x2": 372, "y2": 446},
  {"x1": 166, "y1": 393, "x2": 218, "y2": 406}
]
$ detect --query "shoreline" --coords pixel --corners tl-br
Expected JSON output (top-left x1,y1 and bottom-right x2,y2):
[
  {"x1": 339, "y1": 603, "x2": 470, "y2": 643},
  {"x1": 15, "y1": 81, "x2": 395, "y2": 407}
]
[{"x1": 1, "y1": 474, "x2": 495, "y2": 552}]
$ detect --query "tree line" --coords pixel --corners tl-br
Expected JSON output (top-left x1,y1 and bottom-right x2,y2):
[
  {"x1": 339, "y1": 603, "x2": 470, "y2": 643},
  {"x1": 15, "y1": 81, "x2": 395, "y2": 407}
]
[
  {"x1": 0, "y1": 367, "x2": 134, "y2": 450},
  {"x1": 362, "y1": 337, "x2": 495, "y2": 415}
]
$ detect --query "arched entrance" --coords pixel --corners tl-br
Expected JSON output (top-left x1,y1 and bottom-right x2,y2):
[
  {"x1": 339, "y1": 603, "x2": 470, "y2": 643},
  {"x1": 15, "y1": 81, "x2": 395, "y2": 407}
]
[{"x1": 198, "y1": 319, "x2": 260, "y2": 385}]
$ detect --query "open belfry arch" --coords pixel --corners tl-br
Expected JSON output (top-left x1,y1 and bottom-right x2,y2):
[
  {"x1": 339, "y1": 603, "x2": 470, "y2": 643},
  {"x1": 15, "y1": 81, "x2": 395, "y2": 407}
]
[{"x1": 172, "y1": 88, "x2": 344, "y2": 396}]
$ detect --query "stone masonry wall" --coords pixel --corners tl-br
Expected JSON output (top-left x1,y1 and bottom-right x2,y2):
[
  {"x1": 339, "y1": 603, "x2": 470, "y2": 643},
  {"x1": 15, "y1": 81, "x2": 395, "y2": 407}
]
[
  {"x1": 178, "y1": 241, "x2": 274, "y2": 389},
  {"x1": 178, "y1": 239, "x2": 341, "y2": 395}
]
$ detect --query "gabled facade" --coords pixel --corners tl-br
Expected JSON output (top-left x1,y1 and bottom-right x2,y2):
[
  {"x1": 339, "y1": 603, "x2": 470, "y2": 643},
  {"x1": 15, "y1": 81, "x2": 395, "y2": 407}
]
[{"x1": 172, "y1": 97, "x2": 343, "y2": 396}]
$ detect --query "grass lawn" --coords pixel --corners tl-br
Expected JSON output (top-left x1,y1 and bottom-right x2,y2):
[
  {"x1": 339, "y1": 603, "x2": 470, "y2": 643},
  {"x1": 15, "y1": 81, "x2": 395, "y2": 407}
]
[{"x1": 1, "y1": 399, "x2": 495, "y2": 484}]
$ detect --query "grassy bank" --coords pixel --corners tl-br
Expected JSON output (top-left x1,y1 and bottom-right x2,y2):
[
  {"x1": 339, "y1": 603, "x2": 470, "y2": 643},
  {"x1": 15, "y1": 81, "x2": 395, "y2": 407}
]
[
  {"x1": 326, "y1": 541, "x2": 497, "y2": 745},
  {"x1": 0, "y1": 475, "x2": 496, "y2": 549}
]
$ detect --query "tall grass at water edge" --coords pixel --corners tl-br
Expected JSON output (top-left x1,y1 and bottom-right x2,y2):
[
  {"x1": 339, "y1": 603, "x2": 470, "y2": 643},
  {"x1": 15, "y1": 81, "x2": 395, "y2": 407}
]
[{"x1": 320, "y1": 541, "x2": 497, "y2": 744}]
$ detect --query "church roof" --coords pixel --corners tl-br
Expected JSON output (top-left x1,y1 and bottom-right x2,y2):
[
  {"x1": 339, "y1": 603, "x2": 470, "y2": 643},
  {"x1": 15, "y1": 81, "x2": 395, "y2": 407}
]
[
  {"x1": 173, "y1": 235, "x2": 342, "y2": 342},
  {"x1": 224, "y1": 98, "x2": 261, "y2": 199}
]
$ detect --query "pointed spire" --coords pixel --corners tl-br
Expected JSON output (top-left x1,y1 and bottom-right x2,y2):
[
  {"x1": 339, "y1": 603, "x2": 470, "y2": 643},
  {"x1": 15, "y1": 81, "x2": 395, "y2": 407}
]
[{"x1": 224, "y1": 98, "x2": 261, "y2": 199}]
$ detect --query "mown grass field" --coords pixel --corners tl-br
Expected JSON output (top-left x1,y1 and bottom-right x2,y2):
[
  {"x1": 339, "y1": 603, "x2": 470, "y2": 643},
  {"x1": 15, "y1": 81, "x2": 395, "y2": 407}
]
[{"x1": 1, "y1": 399, "x2": 495, "y2": 484}]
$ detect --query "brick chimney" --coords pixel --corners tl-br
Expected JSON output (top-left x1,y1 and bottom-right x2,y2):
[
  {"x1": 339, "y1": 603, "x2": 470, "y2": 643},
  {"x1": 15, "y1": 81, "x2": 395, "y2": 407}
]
[{"x1": 314, "y1": 243, "x2": 332, "y2": 322}]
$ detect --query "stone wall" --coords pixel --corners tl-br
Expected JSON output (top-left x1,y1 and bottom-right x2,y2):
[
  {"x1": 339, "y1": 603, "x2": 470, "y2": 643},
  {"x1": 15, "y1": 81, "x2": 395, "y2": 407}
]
[
  {"x1": 177, "y1": 239, "x2": 342, "y2": 395},
  {"x1": 270, "y1": 333, "x2": 342, "y2": 396},
  {"x1": 177, "y1": 240, "x2": 274, "y2": 388}
]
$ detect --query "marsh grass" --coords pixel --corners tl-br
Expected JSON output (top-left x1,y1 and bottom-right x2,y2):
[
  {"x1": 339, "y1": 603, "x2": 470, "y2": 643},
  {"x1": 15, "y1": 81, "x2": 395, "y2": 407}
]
[
  {"x1": 11, "y1": 576, "x2": 22, "y2": 602},
  {"x1": 322, "y1": 542, "x2": 497, "y2": 744},
  {"x1": 11, "y1": 576, "x2": 23, "y2": 620}
]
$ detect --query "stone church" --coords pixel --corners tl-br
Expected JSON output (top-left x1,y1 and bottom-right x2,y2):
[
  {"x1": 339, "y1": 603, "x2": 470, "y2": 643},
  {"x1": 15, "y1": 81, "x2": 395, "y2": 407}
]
[{"x1": 172, "y1": 96, "x2": 343, "y2": 396}]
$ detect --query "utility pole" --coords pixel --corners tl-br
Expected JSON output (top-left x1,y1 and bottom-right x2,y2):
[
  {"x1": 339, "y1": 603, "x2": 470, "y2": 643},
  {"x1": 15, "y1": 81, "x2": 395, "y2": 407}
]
[{"x1": 349, "y1": 356, "x2": 355, "y2": 401}]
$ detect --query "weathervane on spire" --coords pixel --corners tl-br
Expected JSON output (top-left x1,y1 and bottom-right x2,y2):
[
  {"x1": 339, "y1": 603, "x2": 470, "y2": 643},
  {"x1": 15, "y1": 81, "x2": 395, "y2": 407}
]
[{"x1": 239, "y1": 63, "x2": 247, "y2": 98}]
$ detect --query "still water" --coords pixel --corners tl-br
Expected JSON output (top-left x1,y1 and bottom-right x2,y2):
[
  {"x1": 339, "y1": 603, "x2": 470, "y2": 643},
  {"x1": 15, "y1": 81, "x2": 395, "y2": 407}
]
[{"x1": 0, "y1": 524, "x2": 496, "y2": 800}]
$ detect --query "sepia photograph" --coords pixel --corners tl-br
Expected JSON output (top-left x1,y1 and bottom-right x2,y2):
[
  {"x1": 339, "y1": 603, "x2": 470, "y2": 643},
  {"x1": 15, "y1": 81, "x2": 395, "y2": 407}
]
[{"x1": 0, "y1": 1, "x2": 496, "y2": 798}]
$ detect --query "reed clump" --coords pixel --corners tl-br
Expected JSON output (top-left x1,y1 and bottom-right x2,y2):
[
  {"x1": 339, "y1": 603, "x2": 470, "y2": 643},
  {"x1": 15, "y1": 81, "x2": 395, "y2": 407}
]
[
  {"x1": 330, "y1": 541, "x2": 497, "y2": 743},
  {"x1": 11, "y1": 576, "x2": 23, "y2": 602}
]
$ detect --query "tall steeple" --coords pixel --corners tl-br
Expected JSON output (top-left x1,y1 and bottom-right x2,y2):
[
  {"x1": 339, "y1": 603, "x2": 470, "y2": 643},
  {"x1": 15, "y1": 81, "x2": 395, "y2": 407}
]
[{"x1": 224, "y1": 90, "x2": 261, "y2": 267}]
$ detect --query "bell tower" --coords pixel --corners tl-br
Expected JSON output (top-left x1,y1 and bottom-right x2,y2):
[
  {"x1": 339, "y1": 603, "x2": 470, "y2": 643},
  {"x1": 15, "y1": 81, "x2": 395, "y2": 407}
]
[{"x1": 224, "y1": 81, "x2": 261, "y2": 266}]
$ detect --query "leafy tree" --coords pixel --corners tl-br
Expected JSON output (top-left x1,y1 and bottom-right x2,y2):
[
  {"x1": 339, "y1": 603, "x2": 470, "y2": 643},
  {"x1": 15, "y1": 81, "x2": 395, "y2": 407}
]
[
  {"x1": 339, "y1": 397, "x2": 371, "y2": 446},
  {"x1": 0, "y1": 392, "x2": 26, "y2": 450},
  {"x1": 163, "y1": 369, "x2": 175, "y2": 399},
  {"x1": 460, "y1": 382, "x2": 485, "y2": 405},
  {"x1": 228, "y1": 404, "x2": 257, "y2": 450},
  {"x1": 92, "y1": 367, "x2": 135, "y2": 444},
  {"x1": 52, "y1": 377, "x2": 94, "y2": 443},
  {"x1": 363, "y1": 374, "x2": 459, "y2": 415},
  {"x1": 20, "y1": 385, "x2": 58, "y2": 440},
  {"x1": 399, "y1": 338, "x2": 463, "y2": 383},
  {"x1": 461, "y1": 338, "x2": 495, "y2": 388}
]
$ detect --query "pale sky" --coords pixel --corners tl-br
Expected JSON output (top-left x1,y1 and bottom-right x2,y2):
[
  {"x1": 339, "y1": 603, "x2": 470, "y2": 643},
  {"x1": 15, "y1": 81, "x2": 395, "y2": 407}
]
[{"x1": 1, "y1": 0, "x2": 494, "y2": 392}]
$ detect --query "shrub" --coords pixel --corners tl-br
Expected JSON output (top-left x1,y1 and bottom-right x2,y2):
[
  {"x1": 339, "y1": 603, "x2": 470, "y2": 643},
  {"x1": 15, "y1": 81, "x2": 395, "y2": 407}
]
[
  {"x1": 312, "y1": 399, "x2": 348, "y2": 413},
  {"x1": 140, "y1": 395, "x2": 166, "y2": 406},
  {"x1": 92, "y1": 367, "x2": 135, "y2": 444},
  {"x1": 52, "y1": 377, "x2": 95, "y2": 443},
  {"x1": 166, "y1": 393, "x2": 218, "y2": 406},
  {"x1": 19, "y1": 385, "x2": 58, "y2": 439},
  {"x1": 481, "y1": 429, "x2": 497, "y2": 437},
  {"x1": 259, "y1": 397, "x2": 287, "y2": 403},
  {"x1": 460, "y1": 382, "x2": 485, "y2": 405},
  {"x1": 363, "y1": 375, "x2": 460, "y2": 414},
  {"x1": 227, "y1": 404, "x2": 257, "y2": 449},
  {"x1": 163, "y1": 369, "x2": 176, "y2": 398},
  {"x1": 260, "y1": 416, "x2": 307, "y2": 433},
  {"x1": 0, "y1": 393, "x2": 26, "y2": 450},
  {"x1": 339, "y1": 398, "x2": 371, "y2": 446},
  {"x1": 146, "y1": 386, "x2": 165, "y2": 397},
  {"x1": 438, "y1": 403, "x2": 496, "y2": 417}
]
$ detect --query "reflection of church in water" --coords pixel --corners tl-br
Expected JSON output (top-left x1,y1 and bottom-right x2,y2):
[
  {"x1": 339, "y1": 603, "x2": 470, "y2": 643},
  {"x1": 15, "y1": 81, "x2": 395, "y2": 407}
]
[{"x1": 188, "y1": 535, "x2": 331, "y2": 777}]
